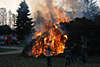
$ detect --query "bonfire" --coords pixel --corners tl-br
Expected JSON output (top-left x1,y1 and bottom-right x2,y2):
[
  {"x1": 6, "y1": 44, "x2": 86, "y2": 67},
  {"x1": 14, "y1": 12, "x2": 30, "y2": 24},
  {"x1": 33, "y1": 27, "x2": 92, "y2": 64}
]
[{"x1": 32, "y1": 7, "x2": 70, "y2": 58}]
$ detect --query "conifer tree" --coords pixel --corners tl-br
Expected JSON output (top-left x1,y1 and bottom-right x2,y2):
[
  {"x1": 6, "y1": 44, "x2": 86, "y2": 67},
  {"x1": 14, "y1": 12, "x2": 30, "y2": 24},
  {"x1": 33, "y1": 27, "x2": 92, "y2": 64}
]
[{"x1": 15, "y1": 0, "x2": 33, "y2": 40}]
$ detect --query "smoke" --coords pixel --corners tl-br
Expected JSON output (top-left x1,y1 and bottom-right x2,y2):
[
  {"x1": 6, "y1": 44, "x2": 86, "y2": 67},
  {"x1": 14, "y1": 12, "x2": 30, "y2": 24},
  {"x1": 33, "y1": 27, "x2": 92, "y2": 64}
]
[
  {"x1": 28, "y1": 0, "x2": 48, "y2": 17},
  {"x1": 27, "y1": 0, "x2": 85, "y2": 19},
  {"x1": 25, "y1": 33, "x2": 33, "y2": 45},
  {"x1": 64, "y1": 0, "x2": 84, "y2": 18},
  {"x1": 28, "y1": 0, "x2": 55, "y2": 34},
  {"x1": 27, "y1": 0, "x2": 86, "y2": 33}
]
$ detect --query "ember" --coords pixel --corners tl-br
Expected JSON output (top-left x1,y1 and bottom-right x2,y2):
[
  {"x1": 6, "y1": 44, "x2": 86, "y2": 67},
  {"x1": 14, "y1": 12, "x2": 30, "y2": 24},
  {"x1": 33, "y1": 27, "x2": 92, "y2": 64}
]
[{"x1": 32, "y1": 7, "x2": 70, "y2": 58}]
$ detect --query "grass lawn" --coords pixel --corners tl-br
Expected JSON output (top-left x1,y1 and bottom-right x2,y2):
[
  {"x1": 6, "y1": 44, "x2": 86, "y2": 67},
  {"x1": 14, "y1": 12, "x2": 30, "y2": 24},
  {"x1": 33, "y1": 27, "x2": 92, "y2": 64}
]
[
  {"x1": 0, "y1": 48, "x2": 17, "y2": 52},
  {"x1": 0, "y1": 54, "x2": 100, "y2": 67}
]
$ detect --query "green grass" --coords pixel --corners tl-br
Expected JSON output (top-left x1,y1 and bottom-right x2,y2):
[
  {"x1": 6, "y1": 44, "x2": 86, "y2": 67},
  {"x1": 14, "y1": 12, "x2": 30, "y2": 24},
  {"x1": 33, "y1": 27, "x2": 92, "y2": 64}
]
[
  {"x1": 0, "y1": 54, "x2": 100, "y2": 67},
  {"x1": 0, "y1": 48, "x2": 17, "y2": 52}
]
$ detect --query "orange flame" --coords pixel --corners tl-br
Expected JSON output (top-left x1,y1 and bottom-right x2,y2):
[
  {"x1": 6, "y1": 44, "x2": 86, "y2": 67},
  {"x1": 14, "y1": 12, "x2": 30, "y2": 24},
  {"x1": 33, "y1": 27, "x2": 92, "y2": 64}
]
[
  {"x1": 53, "y1": 7, "x2": 70, "y2": 24},
  {"x1": 32, "y1": 6, "x2": 70, "y2": 58}
]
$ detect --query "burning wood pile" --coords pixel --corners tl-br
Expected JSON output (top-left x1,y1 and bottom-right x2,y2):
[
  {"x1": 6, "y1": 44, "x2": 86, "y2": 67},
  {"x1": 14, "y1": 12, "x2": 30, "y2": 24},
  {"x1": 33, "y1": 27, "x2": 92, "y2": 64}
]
[{"x1": 32, "y1": 7, "x2": 70, "y2": 58}]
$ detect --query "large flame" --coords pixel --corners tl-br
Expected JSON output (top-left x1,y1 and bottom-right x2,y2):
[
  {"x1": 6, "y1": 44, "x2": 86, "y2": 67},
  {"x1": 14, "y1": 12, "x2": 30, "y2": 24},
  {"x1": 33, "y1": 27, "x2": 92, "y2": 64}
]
[{"x1": 32, "y1": 6, "x2": 70, "y2": 58}]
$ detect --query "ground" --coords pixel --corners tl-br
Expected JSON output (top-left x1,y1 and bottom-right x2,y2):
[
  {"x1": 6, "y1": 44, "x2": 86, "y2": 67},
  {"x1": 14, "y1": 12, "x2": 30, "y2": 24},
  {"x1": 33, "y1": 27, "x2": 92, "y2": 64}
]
[
  {"x1": 0, "y1": 46, "x2": 23, "y2": 55},
  {"x1": 0, "y1": 54, "x2": 100, "y2": 67},
  {"x1": 0, "y1": 48, "x2": 17, "y2": 52}
]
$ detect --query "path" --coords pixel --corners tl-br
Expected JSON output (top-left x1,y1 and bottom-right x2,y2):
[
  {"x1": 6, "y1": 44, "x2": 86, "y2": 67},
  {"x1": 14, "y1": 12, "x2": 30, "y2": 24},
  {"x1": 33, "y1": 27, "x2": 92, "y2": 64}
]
[{"x1": 0, "y1": 46, "x2": 24, "y2": 55}]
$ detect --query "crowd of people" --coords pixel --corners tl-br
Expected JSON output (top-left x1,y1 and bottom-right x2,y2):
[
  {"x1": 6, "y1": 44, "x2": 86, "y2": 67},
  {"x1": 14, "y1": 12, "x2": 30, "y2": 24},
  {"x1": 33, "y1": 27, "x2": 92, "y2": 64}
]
[
  {"x1": 65, "y1": 36, "x2": 88, "y2": 66},
  {"x1": 46, "y1": 36, "x2": 88, "y2": 67},
  {"x1": 0, "y1": 34, "x2": 20, "y2": 46}
]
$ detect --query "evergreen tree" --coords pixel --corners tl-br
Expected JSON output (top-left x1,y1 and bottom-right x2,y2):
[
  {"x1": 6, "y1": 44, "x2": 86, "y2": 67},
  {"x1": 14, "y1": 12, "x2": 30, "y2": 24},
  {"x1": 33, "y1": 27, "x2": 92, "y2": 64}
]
[{"x1": 15, "y1": 0, "x2": 33, "y2": 40}]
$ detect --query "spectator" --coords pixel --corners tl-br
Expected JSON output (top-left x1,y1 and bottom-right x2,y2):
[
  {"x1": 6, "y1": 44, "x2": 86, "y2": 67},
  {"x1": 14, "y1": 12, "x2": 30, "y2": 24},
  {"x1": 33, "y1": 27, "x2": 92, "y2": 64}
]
[
  {"x1": 6, "y1": 34, "x2": 13, "y2": 45},
  {"x1": 12, "y1": 34, "x2": 19, "y2": 44},
  {"x1": 80, "y1": 36, "x2": 88, "y2": 63},
  {"x1": 0, "y1": 34, "x2": 5, "y2": 45},
  {"x1": 65, "y1": 48, "x2": 72, "y2": 66},
  {"x1": 71, "y1": 43, "x2": 78, "y2": 63},
  {"x1": 46, "y1": 46, "x2": 52, "y2": 67}
]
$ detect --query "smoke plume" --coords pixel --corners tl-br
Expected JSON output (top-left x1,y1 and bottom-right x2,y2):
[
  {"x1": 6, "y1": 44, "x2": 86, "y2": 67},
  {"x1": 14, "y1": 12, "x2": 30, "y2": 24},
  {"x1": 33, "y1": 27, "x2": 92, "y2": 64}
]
[
  {"x1": 27, "y1": 0, "x2": 85, "y2": 34},
  {"x1": 27, "y1": 0, "x2": 85, "y2": 19}
]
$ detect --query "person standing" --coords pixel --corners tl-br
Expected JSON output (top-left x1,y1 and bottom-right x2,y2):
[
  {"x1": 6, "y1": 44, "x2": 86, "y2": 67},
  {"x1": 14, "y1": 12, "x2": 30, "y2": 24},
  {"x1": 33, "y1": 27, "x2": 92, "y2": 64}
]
[
  {"x1": 80, "y1": 36, "x2": 88, "y2": 63},
  {"x1": 47, "y1": 47, "x2": 52, "y2": 67},
  {"x1": 71, "y1": 43, "x2": 78, "y2": 63},
  {"x1": 65, "y1": 48, "x2": 72, "y2": 67}
]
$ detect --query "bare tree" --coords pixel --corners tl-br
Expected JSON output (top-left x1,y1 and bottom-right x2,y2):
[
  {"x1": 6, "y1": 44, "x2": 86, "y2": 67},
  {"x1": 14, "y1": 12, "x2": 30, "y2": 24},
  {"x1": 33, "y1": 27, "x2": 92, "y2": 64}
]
[
  {"x1": 82, "y1": 0, "x2": 99, "y2": 20},
  {"x1": 12, "y1": 14, "x2": 16, "y2": 24},
  {"x1": 8, "y1": 10, "x2": 12, "y2": 27},
  {"x1": 0, "y1": 8, "x2": 7, "y2": 25}
]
